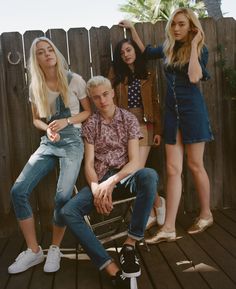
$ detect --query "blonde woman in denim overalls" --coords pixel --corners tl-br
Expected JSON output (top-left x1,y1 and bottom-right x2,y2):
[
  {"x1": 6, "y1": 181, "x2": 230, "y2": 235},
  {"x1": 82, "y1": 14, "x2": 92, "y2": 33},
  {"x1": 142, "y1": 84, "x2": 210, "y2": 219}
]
[{"x1": 8, "y1": 37, "x2": 91, "y2": 274}]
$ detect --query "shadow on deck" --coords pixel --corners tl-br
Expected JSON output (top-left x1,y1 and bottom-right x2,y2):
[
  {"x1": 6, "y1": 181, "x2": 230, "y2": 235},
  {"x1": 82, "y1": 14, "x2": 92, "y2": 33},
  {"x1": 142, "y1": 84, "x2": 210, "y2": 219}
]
[{"x1": 0, "y1": 209, "x2": 236, "y2": 289}]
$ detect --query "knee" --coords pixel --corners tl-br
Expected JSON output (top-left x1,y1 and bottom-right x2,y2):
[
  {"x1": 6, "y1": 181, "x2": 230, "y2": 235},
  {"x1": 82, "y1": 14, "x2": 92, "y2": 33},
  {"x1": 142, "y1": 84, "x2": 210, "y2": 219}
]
[
  {"x1": 10, "y1": 182, "x2": 24, "y2": 203},
  {"x1": 166, "y1": 162, "x2": 182, "y2": 177},
  {"x1": 187, "y1": 159, "x2": 204, "y2": 174},
  {"x1": 137, "y1": 168, "x2": 158, "y2": 182},
  {"x1": 136, "y1": 168, "x2": 159, "y2": 196}
]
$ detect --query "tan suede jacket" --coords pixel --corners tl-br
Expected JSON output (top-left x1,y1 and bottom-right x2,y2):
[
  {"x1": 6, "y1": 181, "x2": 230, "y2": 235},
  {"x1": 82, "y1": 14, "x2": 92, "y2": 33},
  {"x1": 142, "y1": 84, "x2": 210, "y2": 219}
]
[{"x1": 108, "y1": 68, "x2": 161, "y2": 135}]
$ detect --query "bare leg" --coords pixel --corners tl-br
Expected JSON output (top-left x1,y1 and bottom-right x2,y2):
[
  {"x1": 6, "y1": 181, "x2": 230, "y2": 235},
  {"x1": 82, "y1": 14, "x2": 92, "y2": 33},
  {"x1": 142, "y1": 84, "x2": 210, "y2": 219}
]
[
  {"x1": 163, "y1": 130, "x2": 184, "y2": 232},
  {"x1": 51, "y1": 225, "x2": 66, "y2": 247},
  {"x1": 138, "y1": 146, "x2": 161, "y2": 216},
  {"x1": 186, "y1": 142, "x2": 211, "y2": 219},
  {"x1": 105, "y1": 262, "x2": 120, "y2": 276},
  {"x1": 123, "y1": 236, "x2": 136, "y2": 247},
  {"x1": 18, "y1": 217, "x2": 39, "y2": 253}
]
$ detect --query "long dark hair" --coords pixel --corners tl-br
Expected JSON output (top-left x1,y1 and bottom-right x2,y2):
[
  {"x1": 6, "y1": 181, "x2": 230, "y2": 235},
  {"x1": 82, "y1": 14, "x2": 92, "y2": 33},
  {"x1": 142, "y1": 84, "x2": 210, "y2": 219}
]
[{"x1": 112, "y1": 38, "x2": 148, "y2": 87}]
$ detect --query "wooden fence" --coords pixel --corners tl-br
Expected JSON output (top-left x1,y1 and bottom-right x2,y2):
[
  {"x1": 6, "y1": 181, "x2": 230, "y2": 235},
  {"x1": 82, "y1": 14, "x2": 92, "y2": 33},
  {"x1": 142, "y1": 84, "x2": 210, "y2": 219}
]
[{"x1": 0, "y1": 18, "x2": 235, "y2": 237}]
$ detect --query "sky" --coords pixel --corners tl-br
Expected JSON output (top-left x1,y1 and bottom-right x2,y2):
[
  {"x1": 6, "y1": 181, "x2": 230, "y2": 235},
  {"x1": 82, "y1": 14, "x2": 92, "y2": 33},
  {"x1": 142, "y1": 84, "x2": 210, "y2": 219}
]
[{"x1": 0, "y1": 0, "x2": 235, "y2": 34}]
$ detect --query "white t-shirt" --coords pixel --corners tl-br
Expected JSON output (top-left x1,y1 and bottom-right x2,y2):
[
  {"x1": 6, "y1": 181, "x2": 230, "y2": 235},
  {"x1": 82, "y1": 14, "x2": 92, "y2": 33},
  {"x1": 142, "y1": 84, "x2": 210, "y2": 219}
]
[{"x1": 30, "y1": 72, "x2": 87, "y2": 128}]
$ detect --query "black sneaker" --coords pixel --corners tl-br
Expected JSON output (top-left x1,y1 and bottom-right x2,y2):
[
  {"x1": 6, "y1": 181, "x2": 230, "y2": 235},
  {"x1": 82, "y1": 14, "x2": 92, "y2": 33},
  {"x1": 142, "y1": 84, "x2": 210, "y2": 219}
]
[
  {"x1": 119, "y1": 244, "x2": 141, "y2": 277},
  {"x1": 111, "y1": 270, "x2": 138, "y2": 289}
]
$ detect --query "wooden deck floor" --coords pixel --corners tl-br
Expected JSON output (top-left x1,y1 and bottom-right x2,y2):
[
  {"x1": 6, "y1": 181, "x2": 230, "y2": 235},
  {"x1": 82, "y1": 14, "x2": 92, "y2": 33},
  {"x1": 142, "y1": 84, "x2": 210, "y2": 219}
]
[{"x1": 1, "y1": 209, "x2": 236, "y2": 289}]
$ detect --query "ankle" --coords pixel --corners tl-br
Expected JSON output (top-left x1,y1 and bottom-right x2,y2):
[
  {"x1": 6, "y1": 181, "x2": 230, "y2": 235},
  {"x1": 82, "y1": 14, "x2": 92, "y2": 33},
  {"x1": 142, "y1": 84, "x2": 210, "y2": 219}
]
[
  {"x1": 199, "y1": 211, "x2": 212, "y2": 220},
  {"x1": 123, "y1": 238, "x2": 136, "y2": 248},
  {"x1": 28, "y1": 244, "x2": 40, "y2": 253},
  {"x1": 161, "y1": 226, "x2": 175, "y2": 233},
  {"x1": 105, "y1": 261, "x2": 119, "y2": 277}
]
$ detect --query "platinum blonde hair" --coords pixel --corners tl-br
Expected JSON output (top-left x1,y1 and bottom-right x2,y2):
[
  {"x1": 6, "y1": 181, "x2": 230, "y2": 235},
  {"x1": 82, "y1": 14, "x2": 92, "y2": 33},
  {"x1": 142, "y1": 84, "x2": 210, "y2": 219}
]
[
  {"x1": 163, "y1": 8, "x2": 205, "y2": 67},
  {"x1": 86, "y1": 76, "x2": 112, "y2": 97},
  {"x1": 28, "y1": 37, "x2": 69, "y2": 118}
]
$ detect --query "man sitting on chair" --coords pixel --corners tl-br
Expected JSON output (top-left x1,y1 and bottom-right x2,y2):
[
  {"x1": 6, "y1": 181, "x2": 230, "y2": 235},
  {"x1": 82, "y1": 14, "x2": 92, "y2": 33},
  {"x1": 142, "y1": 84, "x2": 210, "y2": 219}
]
[{"x1": 61, "y1": 76, "x2": 159, "y2": 289}]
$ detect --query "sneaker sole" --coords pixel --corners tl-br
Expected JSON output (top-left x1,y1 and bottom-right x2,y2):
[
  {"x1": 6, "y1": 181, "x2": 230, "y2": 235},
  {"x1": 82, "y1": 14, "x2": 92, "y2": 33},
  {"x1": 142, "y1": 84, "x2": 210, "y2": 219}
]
[
  {"x1": 8, "y1": 256, "x2": 45, "y2": 274},
  {"x1": 146, "y1": 237, "x2": 176, "y2": 244},
  {"x1": 44, "y1": 264, "x2": 60, "y2": 273},
  {"x1": 122, "y1": 269, "x2": 141, "y2": 278}
]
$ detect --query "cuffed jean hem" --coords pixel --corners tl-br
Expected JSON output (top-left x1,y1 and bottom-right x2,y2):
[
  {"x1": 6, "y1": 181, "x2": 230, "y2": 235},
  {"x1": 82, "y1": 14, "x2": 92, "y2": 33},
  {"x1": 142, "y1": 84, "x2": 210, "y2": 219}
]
[
  {"x1": 128, "y1": 232, "x2": 144, "y2": 241},
  {"x1": 52, "y1": 221, "x2": 66, "y2": 228},
  {"x1": 99, "y1": 258, "x2": 113, "y2": 271},
  {"x1": 16, "y1": 214, "x2": 33, "y2": 221}
]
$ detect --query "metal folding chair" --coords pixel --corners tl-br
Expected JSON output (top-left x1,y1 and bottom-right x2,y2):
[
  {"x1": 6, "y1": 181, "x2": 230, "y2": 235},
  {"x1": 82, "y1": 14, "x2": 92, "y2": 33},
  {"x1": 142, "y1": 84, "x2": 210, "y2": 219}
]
[
  {"x1": 85, "y1": 196, "x2": 136, "y2": 244},
  {"x1": 74, "y1": 184, "x2": 136, "y2": 244}
]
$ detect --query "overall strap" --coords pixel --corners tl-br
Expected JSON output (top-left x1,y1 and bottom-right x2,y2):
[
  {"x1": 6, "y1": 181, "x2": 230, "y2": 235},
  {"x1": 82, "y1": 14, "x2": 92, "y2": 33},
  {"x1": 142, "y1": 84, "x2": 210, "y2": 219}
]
[
  {"x1": 66, "y1": 71, "x2": 73, "y2": 85},
  {"x1": 50, "y1": 71, "x2": 73, "y2": 121},
  {"x1": 57, "y1": 71, "x2": 74, "y2": 112}
]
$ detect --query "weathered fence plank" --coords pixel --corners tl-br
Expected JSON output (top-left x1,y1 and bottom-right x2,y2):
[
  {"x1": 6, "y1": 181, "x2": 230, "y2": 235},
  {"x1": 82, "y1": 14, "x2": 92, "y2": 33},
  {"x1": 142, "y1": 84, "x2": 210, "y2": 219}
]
[
  {"x1": 89, "y1": 26, "x2": 112, "y2": 77},
  {"x1": 45, "y1": 29, "x2": 69, "y2": 64},
  {"x1": 67, "y1": 28, "x2": 91, "y2": 80},
  {"x1": 216, "y1": 18, "x2": 236, "y2": 208},
  {"x1": 0, "y1": 37, "x2": 12, "y2": 217}
]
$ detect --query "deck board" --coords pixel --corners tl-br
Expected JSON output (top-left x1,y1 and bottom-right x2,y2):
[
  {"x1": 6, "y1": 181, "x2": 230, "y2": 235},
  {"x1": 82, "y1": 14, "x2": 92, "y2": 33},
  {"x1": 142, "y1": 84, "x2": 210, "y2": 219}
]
[{"x1": 1, "y1": 209, "x2": 236, "y2": 289}]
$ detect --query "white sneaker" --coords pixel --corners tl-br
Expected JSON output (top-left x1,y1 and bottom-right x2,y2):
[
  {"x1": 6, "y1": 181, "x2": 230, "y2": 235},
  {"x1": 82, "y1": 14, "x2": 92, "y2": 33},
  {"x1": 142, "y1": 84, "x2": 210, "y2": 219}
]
[
  {"x1": 8, "y1": 246, "x2": 44, "y2": 274},
  {"x1": 44, "y1": 245, "x2": 62, "y2": 273},
  {"x1": 156, "y1": 196, "x2": 166, "y2": 226},
  {"x1": 146, "y1": 215, "x2": 157, "y2": 230}
]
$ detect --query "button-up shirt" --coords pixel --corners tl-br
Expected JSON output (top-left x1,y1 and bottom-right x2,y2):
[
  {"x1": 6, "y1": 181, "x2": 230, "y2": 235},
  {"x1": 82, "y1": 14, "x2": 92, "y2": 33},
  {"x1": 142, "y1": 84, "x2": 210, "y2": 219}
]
[{"x1": 82, "y1": 106, "x2": 142, "y2": 181}]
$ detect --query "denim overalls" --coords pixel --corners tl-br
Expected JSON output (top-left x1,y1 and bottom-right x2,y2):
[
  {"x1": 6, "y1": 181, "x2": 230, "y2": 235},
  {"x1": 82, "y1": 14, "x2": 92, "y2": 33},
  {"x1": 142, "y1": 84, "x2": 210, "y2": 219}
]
[{"x1": 11, "y1": 91, "x2": 84, "y2": 227}]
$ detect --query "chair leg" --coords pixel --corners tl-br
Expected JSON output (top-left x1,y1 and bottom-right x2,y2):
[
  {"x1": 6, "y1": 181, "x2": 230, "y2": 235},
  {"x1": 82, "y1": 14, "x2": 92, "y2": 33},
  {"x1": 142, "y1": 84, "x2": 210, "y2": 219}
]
[{"x1": 142, "y1": 238, "x2": 150, "y2": 252}]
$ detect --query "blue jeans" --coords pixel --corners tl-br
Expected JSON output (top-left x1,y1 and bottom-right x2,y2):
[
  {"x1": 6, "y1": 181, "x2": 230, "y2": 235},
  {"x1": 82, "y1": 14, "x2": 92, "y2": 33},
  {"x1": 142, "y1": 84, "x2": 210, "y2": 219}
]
[
  {"x1": 11, "y1": 126, "x2": 84, "y2": 227},
  {"x1": 61, "y1": 168, "x2": 158, "y2": 270}
]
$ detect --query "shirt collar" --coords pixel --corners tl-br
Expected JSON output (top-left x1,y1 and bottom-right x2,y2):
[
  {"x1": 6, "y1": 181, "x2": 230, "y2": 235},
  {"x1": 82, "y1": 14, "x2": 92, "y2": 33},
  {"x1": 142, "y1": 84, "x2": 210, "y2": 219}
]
[{"x1": 98, "y1": 106, "x2": 123, "y2": 124}]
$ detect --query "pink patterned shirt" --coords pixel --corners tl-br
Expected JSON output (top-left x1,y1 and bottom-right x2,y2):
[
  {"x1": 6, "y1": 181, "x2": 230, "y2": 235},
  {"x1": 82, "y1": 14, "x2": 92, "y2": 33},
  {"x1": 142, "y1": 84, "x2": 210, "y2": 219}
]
[{"x1": 82, "y1": 107, "x2": 142, "y2": 181}]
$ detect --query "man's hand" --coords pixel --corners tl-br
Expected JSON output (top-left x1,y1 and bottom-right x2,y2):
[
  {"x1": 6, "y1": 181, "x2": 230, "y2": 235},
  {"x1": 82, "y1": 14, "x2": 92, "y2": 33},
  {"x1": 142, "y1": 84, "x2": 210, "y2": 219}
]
[{"x1": 93, "y1": 178, "x2": 115, "y2": 215}]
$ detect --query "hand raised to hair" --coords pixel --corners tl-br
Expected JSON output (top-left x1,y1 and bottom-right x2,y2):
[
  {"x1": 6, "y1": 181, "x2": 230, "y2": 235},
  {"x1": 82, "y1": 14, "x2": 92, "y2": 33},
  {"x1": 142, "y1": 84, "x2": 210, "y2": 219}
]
[
  {"x1": 191, "y1": 28, "x2": 203, "y2": 46},
  {"x1": 119, "y1": 19, "x2": 134, "y2": 29}
]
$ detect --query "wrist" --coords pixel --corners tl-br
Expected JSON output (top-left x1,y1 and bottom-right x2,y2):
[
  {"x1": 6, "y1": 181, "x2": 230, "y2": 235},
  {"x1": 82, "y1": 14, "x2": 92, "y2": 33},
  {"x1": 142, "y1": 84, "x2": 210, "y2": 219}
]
[
  {"x1": 66, "y1": 117, "x2": 72, "y2": 126},
  {"x1": 191, "y1": 42, "x2": 198, "y2": 48},
  {"x1": 108, "y1": 175, "x2": 118, "y2": 187}
]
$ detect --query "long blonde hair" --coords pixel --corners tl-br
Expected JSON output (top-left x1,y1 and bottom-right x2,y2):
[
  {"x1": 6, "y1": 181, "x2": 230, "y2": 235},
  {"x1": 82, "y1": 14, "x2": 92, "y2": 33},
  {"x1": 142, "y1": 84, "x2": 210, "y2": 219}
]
[
  {"x1": 163, "y1": 8, "x2": 205, "y2": 67},
  {"x1": 28, "y1": 37, "x2": 69, "y2": 118}
]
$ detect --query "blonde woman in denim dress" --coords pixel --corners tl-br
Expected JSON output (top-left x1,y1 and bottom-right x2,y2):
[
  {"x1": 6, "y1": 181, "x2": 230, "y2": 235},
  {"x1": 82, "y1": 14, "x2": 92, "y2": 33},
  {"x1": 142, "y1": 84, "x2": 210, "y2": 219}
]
[
  {"x1": 120, "y1": 8, "x2": 214, "y2": 244},
  {"x1": 8, "y1": 37, "x2": 91, "y2": 274}
]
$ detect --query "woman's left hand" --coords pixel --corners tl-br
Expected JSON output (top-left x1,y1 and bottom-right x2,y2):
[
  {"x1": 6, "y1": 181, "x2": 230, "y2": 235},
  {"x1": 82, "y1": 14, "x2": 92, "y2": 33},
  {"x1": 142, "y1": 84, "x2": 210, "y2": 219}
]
[
  {"x1": 48, "y1": 118, "x2": 68, "y2": 133},
  {"x1": 191, "y1": 28, "x2": 202, "y2": 46},
  {"x1": 153, "y1": 134, "x2": 161, "y2": 146}
]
